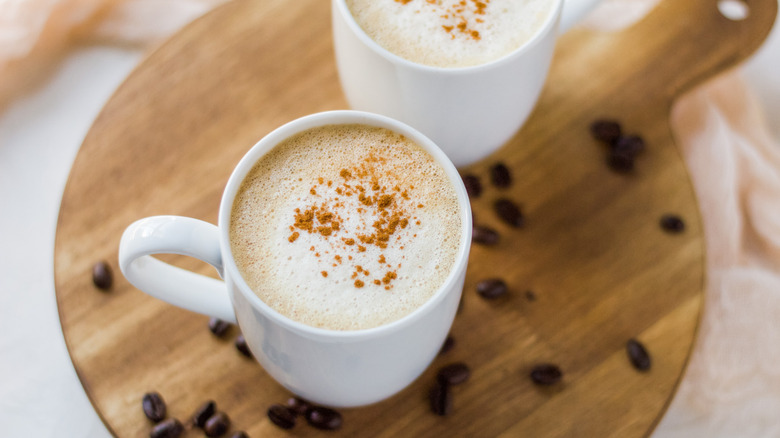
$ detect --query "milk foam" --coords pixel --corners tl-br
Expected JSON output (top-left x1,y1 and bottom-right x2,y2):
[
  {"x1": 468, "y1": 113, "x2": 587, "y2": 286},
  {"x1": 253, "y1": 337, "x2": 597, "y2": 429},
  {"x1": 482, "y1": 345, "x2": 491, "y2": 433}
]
[
  {"x1": 346, "y1": 0, "x2": 556, "y2": 68},
  {"x1": 229, "y1": 124, "x2": 462, "y2": 331}
]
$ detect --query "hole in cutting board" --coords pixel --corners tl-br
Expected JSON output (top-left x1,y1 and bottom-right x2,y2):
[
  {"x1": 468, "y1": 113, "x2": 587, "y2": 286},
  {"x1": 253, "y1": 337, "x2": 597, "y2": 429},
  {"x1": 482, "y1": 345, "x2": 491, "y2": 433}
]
[{"x1": 718, "y1": 0, "x2": 749, "y2": 20}]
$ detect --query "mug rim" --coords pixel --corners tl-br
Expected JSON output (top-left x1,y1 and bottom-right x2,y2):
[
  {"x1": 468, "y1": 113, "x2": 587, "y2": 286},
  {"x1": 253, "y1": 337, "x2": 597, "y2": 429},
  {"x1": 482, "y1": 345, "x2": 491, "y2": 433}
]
[
  {"x1": 218, "y1": 110, "x2": 472, "y2": 339},
  {"x1": 334, "y1": 0, "x2": 564, "y2": 73}
]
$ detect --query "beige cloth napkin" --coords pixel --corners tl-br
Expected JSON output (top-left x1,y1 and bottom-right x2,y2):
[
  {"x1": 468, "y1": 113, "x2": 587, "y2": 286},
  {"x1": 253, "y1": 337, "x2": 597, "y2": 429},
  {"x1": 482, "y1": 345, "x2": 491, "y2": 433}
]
[
  {"x1": 3, "y1": 0, "x2": 778, "y2": 436},
  {"x1": 657, "y1": 70, "x2": 780, "y2": 438},
  {"x1": 0, "y1": 0, "x2": 227, "y2": 108}
]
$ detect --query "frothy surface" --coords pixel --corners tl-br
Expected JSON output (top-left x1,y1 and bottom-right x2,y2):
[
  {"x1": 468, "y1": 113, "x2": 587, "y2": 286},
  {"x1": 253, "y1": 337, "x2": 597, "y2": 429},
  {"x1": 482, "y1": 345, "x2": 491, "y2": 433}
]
[
  {"x1": 346, "y1": 0, "x2": 555, "y2": 68},
  {"x1": 230, "y1": 124, "x2": 462, "y2": 331}
]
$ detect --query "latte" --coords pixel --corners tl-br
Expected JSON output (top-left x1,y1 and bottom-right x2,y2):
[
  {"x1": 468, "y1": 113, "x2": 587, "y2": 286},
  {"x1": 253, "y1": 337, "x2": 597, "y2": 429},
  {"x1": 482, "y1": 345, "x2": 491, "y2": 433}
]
[
  {"x1": 345, "y1": 0, "x2": 556, "y2": 68},
  {"x1": 229, "y1": 124, "x2": 462, "y2": 330}
]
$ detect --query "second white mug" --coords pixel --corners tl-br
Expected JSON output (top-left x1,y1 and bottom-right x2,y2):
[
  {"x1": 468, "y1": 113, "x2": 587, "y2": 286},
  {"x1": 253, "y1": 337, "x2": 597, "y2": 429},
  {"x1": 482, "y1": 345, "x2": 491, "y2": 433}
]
[{"x1": 332, "y1": 0, "x2": 602, "y2": 167}]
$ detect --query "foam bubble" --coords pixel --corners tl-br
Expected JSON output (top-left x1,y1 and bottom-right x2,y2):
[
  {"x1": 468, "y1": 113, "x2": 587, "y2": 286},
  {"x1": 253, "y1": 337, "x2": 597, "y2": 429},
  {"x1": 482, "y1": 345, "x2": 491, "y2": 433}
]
[{"x1": 229, "y1": 124, "x2": 462, "y2": 330}]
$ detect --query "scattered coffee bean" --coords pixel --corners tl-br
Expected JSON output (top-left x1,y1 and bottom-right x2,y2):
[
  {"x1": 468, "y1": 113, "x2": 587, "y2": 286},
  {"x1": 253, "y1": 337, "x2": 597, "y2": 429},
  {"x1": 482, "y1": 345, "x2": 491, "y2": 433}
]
[
  {"x1": 525, "y1": 290, "x2": 537, "y2": 302},
  {"x1": 208, "y1": 318, "x2": 232, "y2": 337},
  {"x1": 235, "y1": 334, "x2": 252, "y2": 358},
  {"x1": 659, "y1": 214, "x2": 685, "y2": 233},
  {"x1": 476, "y1": 278, "x2": 508, "y2": 299},
  {"x1": 92, "y1": 260, "x2": 113, "y2": 290},
  {"x1": 590, "y1": 119, "x2": 648, "y2": 173},
  {"x1": 607, "y1": 150, "x2": 635, "y2": 173},
  {"x1": 437, "y1": 362, "x2": 471, "y2": 386},
  {"x1": 192, "y1": 400, "x2": 216, "y2": 429},
  {"x1": 150, "y1": 418, "x2": 184, "y2": 438},
  {"x1": 472, "y1": 225, "x2": 499, "y2": 246},
  {"x1": 429, "y1": 380, "x2": 453, "y2": 416},
  {"x1": 286, "y1": 397, "x2": 311, "y2": 416},
  {"x1": 438, "y1": 336, "x2": 456, "y2": 356},
  {"x1": 306, "y1": 406, "x2": 343, "y2": 431},
  {"x1": 490, "y1": 162, "x2": 512, "y2": 188},
  {"x1": 268, "y1": 404, "x2": 297, "y2": 430},
  {"x1": 590, "y1": 119, "x2": 622, "y2": 145},
  {"x1": 229, "y1": 432, "x2": 249, "y2": 438},
  {"x1": 626, "y1": 338, "x2": 652, "y2": 371},
  {"x1": 494, "y1": 199, "x2": 524, "y2": 227},
  {"x1": 530, "y1": 364, "x2": 563, "y2": 385},
  {"x1": 204, "y1": 411, "x2": 231, "y2": 437},
  {"x1": 613, "y1": 135, "x2": 645, "y2": 156},
  {"x1": 462, "y1": 174, "x2": 482, "y2": 198},
  {"x1": 142, "y1": 392, "x2": 167, "y2": 423}
]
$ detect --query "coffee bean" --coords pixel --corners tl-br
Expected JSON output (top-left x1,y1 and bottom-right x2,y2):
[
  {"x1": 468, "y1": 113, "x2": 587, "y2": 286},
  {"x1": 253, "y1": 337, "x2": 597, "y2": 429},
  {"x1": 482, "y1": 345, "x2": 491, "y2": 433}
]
[
  {"x1": 191, "y1": 400, "x2": 216, "y2": 429},
  {"x1": 208, "y1": 318, "x2": 232, "y2": 337},
  {"x1": 429, "y1": 380, "x2": 452, "y2": 416},
  {"x1": 204, "y1": 411, "x2": 230, "y2": 437},
  {"x1": 590, "y1": 119, "x2": 622, "y2": 144},
  {"x1": 306, "y1": 406, "x2": 343, "y2": 430},
  {"x1": 462, "y1": 174, "x2": 482, "y2": 198},
  {"x1": 490, "y1": 162, "x2": 512, "y2": 188},
  {"x1": 268, "y1": 404, "x2": 297, "y2": 430},
  {"x1": 229, "y1": 432, "x2": 249, "y2": 438},
  {"x1": 626, "y1": 338, "x2": 652, "y2": 371},
  {"x1": 235, "y1": 334, "x2": 252, "y2": 358},
  {"x1": 286, "y1": 397, "x2": 311, "y2": 416},
  {"x1": 472, "y1": 225, "x2": 499, "y2": 246},
  {"x1": 530, "y1": 364, "x2": 563, "y2": 385},
  {"x1": 142, "y1": 392, "x2": 166, "y2": 422},
  {"x1": 150, "y1": 418, "x2": 184, "y2": 438},
  {"x1": 92, "y1": 260, "x2": 113, "y2": 290},
  {"x1": 607, "y1": 149, "x2": 635, "y2": 173},
  {"x1": 437, "y1": 362, "x2": 470, "y2": 386},
  {"x1": 438, "y1": 336, "x2": 456, "y2": 356},
  {"x1": 476, "y1": 278, "x2": 508, "y2": 299},
  {"x1": 494, "y1": 199, "x2": 524, "y2": 227},
  {"x1": 659, "y1": 214, "x2": 685, "y2": 233},
  {"x1": 613, "y1": 135, "x2": 645, "y2": 157}
]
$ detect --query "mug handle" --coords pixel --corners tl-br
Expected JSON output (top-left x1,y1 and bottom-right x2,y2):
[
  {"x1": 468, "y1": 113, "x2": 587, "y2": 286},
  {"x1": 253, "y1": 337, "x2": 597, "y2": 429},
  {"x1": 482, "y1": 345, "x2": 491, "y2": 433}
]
[
  {"x1": 560, "y1": 0, "x2": 603, "y2": 33},
  {"x1": 118, "y1": 215, "x2": 237, "y2": 323}
]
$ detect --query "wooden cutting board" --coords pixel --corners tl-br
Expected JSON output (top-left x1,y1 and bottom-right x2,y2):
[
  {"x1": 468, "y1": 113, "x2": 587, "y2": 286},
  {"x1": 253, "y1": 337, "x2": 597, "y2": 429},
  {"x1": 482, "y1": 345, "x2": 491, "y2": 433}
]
[{"x1": 54, "y1": 0, "x2": 776, "y2": 436}]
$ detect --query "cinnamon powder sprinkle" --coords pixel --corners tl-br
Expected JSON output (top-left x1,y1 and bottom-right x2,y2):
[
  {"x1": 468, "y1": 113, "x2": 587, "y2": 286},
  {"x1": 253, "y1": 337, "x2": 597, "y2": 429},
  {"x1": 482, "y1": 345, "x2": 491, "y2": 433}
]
[
  {"x1": 401, "y1": 0, "x2": 486, "y2": 41},
  {"x1": 382, "y1": 271, "x2": 398, "y2": 285},
  {"x1": 286, "y1": 147, "x2": 418, "y2": 289}
]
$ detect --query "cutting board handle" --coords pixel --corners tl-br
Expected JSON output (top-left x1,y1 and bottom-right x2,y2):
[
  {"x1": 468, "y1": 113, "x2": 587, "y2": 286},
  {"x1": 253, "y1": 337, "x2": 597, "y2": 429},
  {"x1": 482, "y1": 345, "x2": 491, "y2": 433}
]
[
  {"x1": 118, "y1": 216, "x2": 237, "y2": 323},
  {"x1": 633, "y1": 0, "x2": 776, "y2": 106}
]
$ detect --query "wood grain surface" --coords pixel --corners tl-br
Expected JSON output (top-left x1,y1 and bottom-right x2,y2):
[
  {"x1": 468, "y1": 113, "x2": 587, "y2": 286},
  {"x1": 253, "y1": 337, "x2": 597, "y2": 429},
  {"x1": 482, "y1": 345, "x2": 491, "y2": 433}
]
[{"x1": 54, "y1": 0, "x2": 776, "y2": 436}]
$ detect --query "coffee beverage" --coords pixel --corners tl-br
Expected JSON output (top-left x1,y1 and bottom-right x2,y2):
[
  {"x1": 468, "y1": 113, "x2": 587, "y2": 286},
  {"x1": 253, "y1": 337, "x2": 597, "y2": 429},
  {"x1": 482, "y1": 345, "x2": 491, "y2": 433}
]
[
  {"x1": 344, "y1": 0, "x2": 556, "y2": 68},
  {"x1": 229, "y1": 124, "x2": 462, "y2": 330}
]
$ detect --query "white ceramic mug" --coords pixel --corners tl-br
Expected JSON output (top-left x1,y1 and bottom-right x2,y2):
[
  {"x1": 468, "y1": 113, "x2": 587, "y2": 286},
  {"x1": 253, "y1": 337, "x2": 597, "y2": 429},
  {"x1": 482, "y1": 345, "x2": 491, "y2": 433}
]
[
  {"x1": 118, "y1": 111, "x2": 472, "y2": 407},
  {"x1": 332, "y1": 0, "x2": 602, "y2": 167}
]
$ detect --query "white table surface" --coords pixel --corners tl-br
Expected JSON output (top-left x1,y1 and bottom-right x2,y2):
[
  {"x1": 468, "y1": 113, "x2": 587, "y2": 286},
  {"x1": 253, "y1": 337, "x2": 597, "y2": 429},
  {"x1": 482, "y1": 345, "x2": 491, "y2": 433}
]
[{"x1": 1, "y1": 10, "x2": 778, "y2": 438}]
